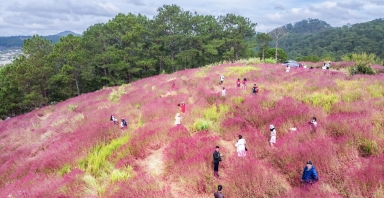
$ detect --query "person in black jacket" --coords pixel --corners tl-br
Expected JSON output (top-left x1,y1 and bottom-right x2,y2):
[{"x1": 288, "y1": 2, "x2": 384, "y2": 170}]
[
  {"x1": 214, "y1": 185, "x2": 224, "y2": 198},
  {"x1": 213, "y1": 146, "x2": 222, "y2": 178}
]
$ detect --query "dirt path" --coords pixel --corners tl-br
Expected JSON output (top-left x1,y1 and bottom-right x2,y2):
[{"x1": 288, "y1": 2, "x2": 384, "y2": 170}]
[{"x1": 137, "y1": 147, "x2": 165, "y2": 177}]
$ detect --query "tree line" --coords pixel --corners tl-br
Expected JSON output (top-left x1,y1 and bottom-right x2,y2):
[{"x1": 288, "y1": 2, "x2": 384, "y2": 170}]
[
  {"x1": 278, "y1": 18, "x2": 384, "y2": 61},
  {"x1": 0, "y1": 5, "x2": 257, "y2": 119}
]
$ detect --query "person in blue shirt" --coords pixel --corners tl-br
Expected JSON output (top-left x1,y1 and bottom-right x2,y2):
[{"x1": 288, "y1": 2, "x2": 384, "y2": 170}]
[{"x1": 301, "y1": 160, "x2": 319, "y2": 185}]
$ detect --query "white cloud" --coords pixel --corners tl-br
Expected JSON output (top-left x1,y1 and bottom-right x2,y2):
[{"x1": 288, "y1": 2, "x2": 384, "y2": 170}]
[{"x1": 0, "y1": 0, "x2": 383, "y2": 36}]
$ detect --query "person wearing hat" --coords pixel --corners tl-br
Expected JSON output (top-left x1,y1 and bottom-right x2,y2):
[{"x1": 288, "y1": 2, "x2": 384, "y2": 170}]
[
  {"x1": 213, "y1": 146, "x2": 223, "y2": 178},
  {"x1": 301, "y1": 160, "x2": 319, "y2": 185},
  {"x1": 269, "y1": 125, "x2": 277, "y2": 148},
  {"x1": 174, "y1": 113, "x2": 182, "y2": 126},
  {"x1": 214, "y1": 185, "x2": 224, "y2": 198},
  {"x1": 220, "y1": 74, "x2": 224, "y2": 85}
]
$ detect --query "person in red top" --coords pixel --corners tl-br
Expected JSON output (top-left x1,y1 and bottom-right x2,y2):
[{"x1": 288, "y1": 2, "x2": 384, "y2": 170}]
[
  {"x1": 181, "y1": 102, "x2": 186, "y2": 114},
  {"x1": 237, "y1": 78, "x2": 241, "y2": 88},
  {"x1": 242, "y1": 78, "x2": 247, "y2": 90},
  {"x1": 172, "y1": 81, "x2": 175, "y2": 89}
]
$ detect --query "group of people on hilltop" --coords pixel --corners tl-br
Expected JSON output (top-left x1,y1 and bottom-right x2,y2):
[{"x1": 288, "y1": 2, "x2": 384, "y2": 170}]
[
  {"x1": 213, "y1": 116, "x2": 319, "y2": 196},
  {"x1": 220, "y1": 75, "x2": 259, "y2": 98}
]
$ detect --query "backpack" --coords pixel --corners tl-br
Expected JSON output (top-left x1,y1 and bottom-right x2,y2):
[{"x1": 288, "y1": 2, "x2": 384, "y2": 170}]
[{"x1": 253, "y1": 86, "x2": 258, "y2": 93}]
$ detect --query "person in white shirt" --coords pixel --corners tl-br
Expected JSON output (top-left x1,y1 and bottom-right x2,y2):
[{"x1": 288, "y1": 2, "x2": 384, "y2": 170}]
[
  {"x1": 235, "y1": 135, "x2": 246, "y2": 157},
  {"x1": 221, "y1": 87, "x2": 226, "y2": 97},
  {"x1": 174, "y1": 113, "x2": 182, "y2": 126},
  {"x1": 220, "y1": 74, "x2": 224, "y2": 84},
  {"x1": 286, "y1": 65, "x2": 290, "y2": 73},
  {"x1": 270, "y1": 125, "x2": 276, "y2": 148}
]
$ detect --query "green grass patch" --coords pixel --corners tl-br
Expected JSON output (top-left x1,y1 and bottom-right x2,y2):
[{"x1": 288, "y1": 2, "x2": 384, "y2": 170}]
[
  {"x1": 238, "y1": 58, "x2": 263, "y2": 65},
  {"x1": 108, "y1": 85, "x2": 128, "y2": 103},
  {"x1": 192, "y1": 119, "x2": 211, "y2": 131},
  {"x1": 58, "y1": 164, "x2": 72, "y2": 176},
  {"x1": 79, "y1": 134, "x2": 130, "y2": 176},
  {"x1": 302, "y1": 92, "x2": 339, "y2": 113},
  {"x1": 341, "y1": 91, "x2": 363, "y2": 102},
  {"x1": 110, "y1": 166, "x2": 133, "y2": 182},
  {"x1": 204, "y1": 104, "x2": 230, "y2": 122},
  {"x1": 67, "y1": 104, "x2": 77, "y2": 112},
  {"x1": 225, "y1": 66, "x2": 259, "y2": 77},
  {"x1": 367, "y1": 83, "x2": 384, "y2": 98},
  {"x1": 231, "y1": 96, "x2": 244, "y2": 106}
]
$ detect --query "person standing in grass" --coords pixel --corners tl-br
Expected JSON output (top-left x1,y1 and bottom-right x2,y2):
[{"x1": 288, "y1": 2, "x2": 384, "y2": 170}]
[
  {"x1": 221, "y1": 87, "x2": 226, "y2": 97},
  {"x1": 181, "y1": 102, "x2": 186, "y2": 114},
  {"x1": 110, "y1": 115, "x2": 117, "y2": 124},
  {"x1": 220, "y1": 74, "x2": 225, "y2": 85},
  {"x1": 270, "y1": 125, "x2": 276, "y2": 148},
  {"x1": 235, "y1": 135, "x2": 246, "y2": 157},
  {"x1": 301, "y1": 160, "x2": 319, "y2": 188},
  {"x1": 213, "y1": 146, "x2": 222, "y2": 178},
  {"x1": 242, "y1": 78, "x2": 247, "y2": 90},
  {"x1": 237, "y1": 78, "x2": 241, "y2": 88},
  {"x1": 309, "y1": 117, "x2": 317, "y2": 132},
  {"x1": 174, "y1": 113, "x2": 182, "y2": 126},
  {"x1": 120, "y1": 118, "x2": 128, "y2": 129},
  {"x1": 252, "y1": 84, "x2": 259, "y2": 95},
  {"x1": 214, "y1": 185, "x2": 225, "y2": 198},
  {"x1": 286, "y1": 65, "x2": 290, "y2": 73}
]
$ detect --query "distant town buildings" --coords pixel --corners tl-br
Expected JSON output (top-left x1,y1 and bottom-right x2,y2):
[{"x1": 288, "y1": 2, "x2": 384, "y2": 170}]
[{"x1": 0, "y1": 49, "x2": 23, "y2": 67}]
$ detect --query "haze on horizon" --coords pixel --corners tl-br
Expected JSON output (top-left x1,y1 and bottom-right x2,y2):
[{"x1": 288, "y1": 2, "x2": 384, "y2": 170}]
[{"x1": 0, "y1": 0, "x2": 383, "y2": 36}]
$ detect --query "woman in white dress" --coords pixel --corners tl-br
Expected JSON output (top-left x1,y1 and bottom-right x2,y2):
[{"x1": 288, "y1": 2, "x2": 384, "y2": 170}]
[{"x1": 235, "y1": 135, "x2": 246, "y2": 157}]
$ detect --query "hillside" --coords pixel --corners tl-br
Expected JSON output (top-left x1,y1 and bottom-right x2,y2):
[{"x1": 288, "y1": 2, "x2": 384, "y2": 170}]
[
  {"x1": 1, "y1": 61, "x2": 383, "y2": 197},
  {"x1": 0, "y1": 31, "x2": 80, "y2": 49},
  {"x1": 278, "y1": 18, "x2": 384, "y2": 60}
]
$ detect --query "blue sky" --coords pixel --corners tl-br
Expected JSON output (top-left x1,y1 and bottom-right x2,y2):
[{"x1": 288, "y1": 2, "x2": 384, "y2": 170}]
[{"x1": 0, "y1": 0, "x2": 383, "y2": 36}]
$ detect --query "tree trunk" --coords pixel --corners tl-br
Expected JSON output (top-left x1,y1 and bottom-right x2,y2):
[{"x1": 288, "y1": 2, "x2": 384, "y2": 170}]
[
  {"x1": 275, "y1": 43, "x2": 278, "y2": 62},
  {"x1": 262, "y1": 49, "x2": 265, "y2": 61},
  {"x1": 75, "y1": 79, "x2": 80, "y2": 96}
]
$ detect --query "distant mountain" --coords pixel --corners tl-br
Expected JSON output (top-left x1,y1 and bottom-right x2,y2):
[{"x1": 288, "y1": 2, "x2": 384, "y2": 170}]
[
  {"x1": 53, "y1": 31, "x2": 81, "y2": 37},
  {"x1": 0, "y1": 31, "x2": 81, "y2": 49}
]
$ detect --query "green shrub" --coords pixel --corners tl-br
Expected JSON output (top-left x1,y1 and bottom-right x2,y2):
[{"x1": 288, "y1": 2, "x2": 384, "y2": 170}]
[
  {"x1": 192, "y1": 119, "x2": 210, "y2": 131},
  {"x1": 263, "y1": 58, "x2": 277, "y2": 64},
  {"x1": 342, "y1": 52, "x2": 376, "y2": 63},
  {"x1": 238, "y1": 58, "x2": 263, "y2": 65},
  {"x1": 296, "y1": 55, "x2": 320, "y2": 62},
  {"x1": 358, "y1": 139, "x2": 378, "y2": 157},
  {"x1": 108, "y1": 85, "x2": 127, "y2": 103},
  {"x1": 349, "y1": 62, "x2": 375, "y2": 75},
  {"x1": 204, "y1": 104, "x2": 229, "y2": 122}
]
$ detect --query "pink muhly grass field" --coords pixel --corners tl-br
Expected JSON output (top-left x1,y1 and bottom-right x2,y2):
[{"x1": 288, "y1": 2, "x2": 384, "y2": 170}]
[{"x1": 1, "y1": 61, "x2": 384, "y2": 197}]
